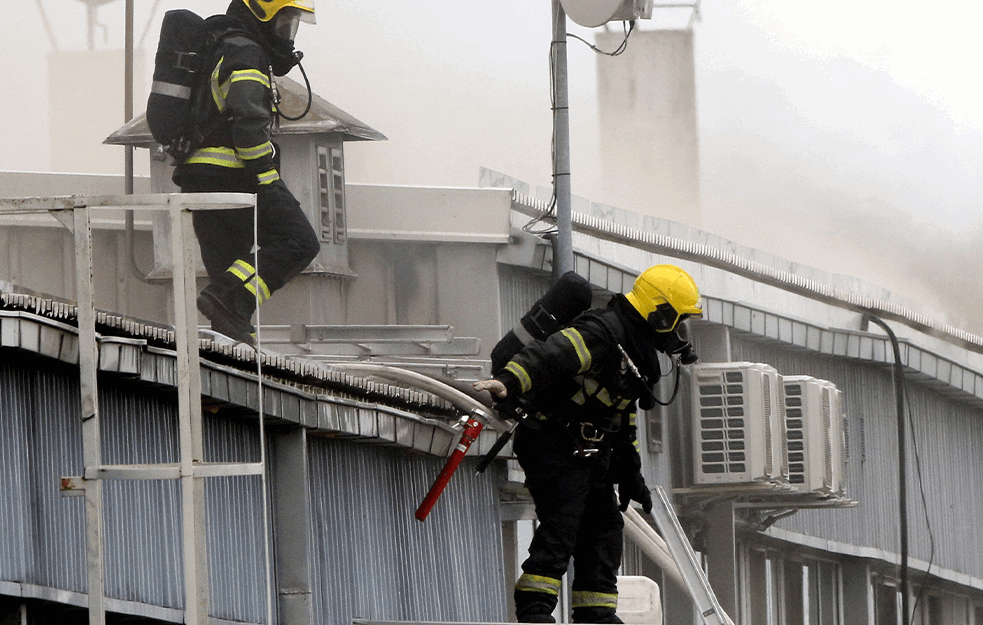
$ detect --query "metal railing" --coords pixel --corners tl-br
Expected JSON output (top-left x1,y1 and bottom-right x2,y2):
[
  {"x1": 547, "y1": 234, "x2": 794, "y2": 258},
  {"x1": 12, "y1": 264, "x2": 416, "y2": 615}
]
[{"x1": 0, "y1": 193, "x2": 259, "y2": 625}]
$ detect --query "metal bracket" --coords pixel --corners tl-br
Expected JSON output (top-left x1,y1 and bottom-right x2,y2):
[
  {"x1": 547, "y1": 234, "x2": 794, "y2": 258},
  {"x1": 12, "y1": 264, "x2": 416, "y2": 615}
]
[{"x1": 59, "y1": 476, "x2": 86, "y2": 497}]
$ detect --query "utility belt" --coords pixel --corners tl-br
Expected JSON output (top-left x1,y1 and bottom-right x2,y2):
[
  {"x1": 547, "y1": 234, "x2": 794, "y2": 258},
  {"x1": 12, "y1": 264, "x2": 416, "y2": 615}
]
[{"x1": 568, "y1": 418, "x2": 620, "y2": 458}]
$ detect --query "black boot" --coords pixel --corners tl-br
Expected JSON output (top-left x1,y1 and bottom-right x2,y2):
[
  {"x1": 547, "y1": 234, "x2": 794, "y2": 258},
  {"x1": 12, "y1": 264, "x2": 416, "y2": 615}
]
[
  {"x1": 572, "y1": 606, "x2": 623, "y2": 624},
  {"x1": 515, "y1": 589, "x2": 558, "y2": 623},
  {"x1": 197, "y1": 271, "x2": 256, "y2": 345}
]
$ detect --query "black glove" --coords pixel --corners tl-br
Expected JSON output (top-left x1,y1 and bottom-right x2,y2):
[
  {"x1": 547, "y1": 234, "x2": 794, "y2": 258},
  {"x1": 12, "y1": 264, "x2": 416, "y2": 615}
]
[
  {"x1": 612, "y1": 442, "x2": 653, "y2": 514},
  {"x1": 618, "y1": 471, "x2": 653, "y2": 514},
  {"x1": 494, "y1": 398, "x2": 531, "y2": 423}
]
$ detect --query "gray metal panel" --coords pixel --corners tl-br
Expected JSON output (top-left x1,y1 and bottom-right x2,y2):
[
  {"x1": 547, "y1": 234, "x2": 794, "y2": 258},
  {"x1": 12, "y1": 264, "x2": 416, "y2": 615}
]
[
  {"x1": 201, "y1": 414, "x2": 268, "y2": 623},
  {"x1": 99, "y1": 381, "x2": 184, "y2": 610},
  {"x1": 0, "y1": 361, "x2": 272, "y2": 623},
  {"x1": 731, "y1": 337, "x2": 983, "y2": 581},
  {"x1": 308, "y1": 437, "x2": 508, "y2": 625},
  {"x1": 0, "y1": 362, "x2": 87, "y2": 592}
]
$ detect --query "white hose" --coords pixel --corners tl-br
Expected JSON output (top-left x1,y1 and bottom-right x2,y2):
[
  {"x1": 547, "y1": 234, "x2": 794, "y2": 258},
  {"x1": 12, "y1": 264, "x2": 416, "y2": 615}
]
[
  {"x1": 622, "y1": 506, "x2": 689, "y2": 594},
  {"x1": 325, "y1": 362, "x2": 510, "y2": 432}
]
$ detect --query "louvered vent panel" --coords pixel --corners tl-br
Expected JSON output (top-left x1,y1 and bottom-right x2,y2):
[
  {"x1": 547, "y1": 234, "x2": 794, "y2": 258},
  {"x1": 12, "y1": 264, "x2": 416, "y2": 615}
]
[
  {"x1": 822, "y1": 387, "x2": 833, "y2": 488},
  {"x1": 691, "y1": 362, "x2": 782, "y2": 485},
  {"x1": 783, "y1": 381, "x2": 806, "y2": 485},
  {"x1": 696, "y1": 371, "x2": 748, "y2": 477},
  {"x1": 780, "y1": 376, "x2": 847, "y2": 495},
  {"x1": 763, "y1": 373, "x2": 773, "y2": 475}
]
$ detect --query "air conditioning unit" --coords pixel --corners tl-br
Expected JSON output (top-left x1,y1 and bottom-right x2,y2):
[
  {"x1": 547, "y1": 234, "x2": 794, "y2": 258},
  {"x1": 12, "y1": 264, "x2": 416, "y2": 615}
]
[
  {"x1": 691, "y1": 362, "x2": 784, "y2": 485},
  {"x1": 781, "y1": 376, "x2": 847, "y2": 495}
]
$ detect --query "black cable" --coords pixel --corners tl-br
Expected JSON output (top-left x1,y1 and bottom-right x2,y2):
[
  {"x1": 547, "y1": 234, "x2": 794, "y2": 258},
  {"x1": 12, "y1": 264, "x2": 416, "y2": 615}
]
[
  {"x1": 651, "y1": 355, "x2": 682, "y2": 406},
  {"x1": 277, "y1": 59, "x2": 313, "y2": 121},
  {"x1": 864, "y1": 315, "x2": 911, "y2": 625},
  {"x1": 567, "y1": 20, "x2": 636, "y2": 57},
  {"x1": 525, "y1": 20, "x2": 636, "y2": 237},
  {"x1": 904, "y1": 379, "x2": 936, "y2": 619},
  {"x1": 521, "y1": 39, "x2": 563, "y2": 237}
]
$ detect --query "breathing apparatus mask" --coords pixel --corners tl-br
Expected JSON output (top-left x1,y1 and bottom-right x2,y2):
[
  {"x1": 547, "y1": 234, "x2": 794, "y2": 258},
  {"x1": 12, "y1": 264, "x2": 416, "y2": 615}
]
[
  {"x1": 267, "y1": 8, "x2": 311, "y2": 75},
  {"x1": 660, "y1": 316, "x2": 699, "y2": 365},
  {"x1": 640, "y1": 299, "x2": 696, "y2": 364}
]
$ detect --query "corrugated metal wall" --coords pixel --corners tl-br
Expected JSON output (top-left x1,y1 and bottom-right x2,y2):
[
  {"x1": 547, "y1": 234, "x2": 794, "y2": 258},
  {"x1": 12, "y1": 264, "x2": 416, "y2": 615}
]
[
  {"x1": 308, "y1": 438, "x2": 508, "y2": 624},
  {"x1": 0, "y1": 362, "x2": 270, "y2": 622},
  {"x1": 0, "y1": 359, "x2": 86, "y2": 594},
  {"x1": 102, "y1": 380, "x2": 269, "y2": 622},
  {"x1": 731, "y1": 336, "x2": 983, "y2": 580},
  {"x1": 2, "y1": 358, "x2": 510, "y2": 624}
]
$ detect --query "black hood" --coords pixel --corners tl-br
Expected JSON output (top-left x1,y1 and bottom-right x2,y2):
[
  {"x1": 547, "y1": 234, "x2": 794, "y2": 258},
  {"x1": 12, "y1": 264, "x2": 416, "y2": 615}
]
[
  {"x1": 610, "y1": 294, "x2": 665, "y2": 409},
  {"x1": 225, "y1": 0, "x2": 300, "y2": 76}
]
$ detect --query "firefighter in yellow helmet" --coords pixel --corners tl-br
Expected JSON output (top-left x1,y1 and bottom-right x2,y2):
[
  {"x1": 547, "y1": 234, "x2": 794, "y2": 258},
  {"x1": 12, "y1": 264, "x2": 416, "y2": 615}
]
[
  {"x1": 475, "y1": 264, "x2": 702, "y2": 623},
  {"x1": 171, "y1": 0, "x2": 320, "y2": 343}
]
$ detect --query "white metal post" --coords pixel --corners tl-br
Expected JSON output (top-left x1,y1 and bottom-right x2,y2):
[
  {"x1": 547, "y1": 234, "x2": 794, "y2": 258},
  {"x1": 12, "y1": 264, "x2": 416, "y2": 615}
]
[
  {"x1": 73, "y1": 204, "x2": 106, "y2": 625},
  {"x1": 169, "y1": 196, "x2": 211, "y2": 625}
]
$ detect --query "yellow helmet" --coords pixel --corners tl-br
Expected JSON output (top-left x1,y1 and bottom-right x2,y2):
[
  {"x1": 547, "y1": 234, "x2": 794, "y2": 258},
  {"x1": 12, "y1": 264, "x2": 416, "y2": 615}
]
[
  {"x1": 243, "y1": 0, "x2": 316, "y2": 23},
  {"x1": 625, "y1": 264, "x2": 703, "y2": 332}
]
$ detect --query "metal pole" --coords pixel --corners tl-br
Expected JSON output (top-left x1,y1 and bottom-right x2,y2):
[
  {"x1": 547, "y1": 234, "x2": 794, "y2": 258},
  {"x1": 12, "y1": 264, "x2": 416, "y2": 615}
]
[
  {"x1": 74, "y1": 205, "x2": 106, "y2": 625},
  {"x1": 551, "y1": 0, "x2": 574, "y2": 276},
  {"x1": 170, "y1": 197, "x2": 210, "y2": 624},
  {"x1": 86, "y1": 3, "x2": 96, "y2": 51},
  {"x1": 124, "y1": 0, "x2": 134, "y2": 196}
]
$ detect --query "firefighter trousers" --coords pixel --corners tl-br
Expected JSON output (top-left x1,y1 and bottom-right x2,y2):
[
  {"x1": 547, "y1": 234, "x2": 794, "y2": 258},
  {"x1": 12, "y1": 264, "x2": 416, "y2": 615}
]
[
  {"x1": 513, "y1": 421, "x2": 624, "y2": 623},
  {"x1": 181, "y1": 178, "x2": 320, "y2": 294}
]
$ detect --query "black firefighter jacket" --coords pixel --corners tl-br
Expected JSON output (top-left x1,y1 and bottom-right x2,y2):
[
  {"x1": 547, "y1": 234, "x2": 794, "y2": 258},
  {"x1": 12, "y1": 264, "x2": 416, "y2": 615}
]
[
  {"x1": 494, "y1": 294, "x2": 666, "y2": 454},
  {"x1": 173, "y1": 19, "x2": 280, "y2": 189}
]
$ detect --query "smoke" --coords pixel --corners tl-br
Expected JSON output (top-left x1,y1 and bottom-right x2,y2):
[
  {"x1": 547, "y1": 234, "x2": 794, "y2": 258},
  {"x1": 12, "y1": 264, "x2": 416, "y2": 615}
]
[
  {"x1": 5, "y1": 1, "x2": 982, "y2": 334},
  {"x1": 695, "y1": 7, "x2": 983, "y2": 335}
]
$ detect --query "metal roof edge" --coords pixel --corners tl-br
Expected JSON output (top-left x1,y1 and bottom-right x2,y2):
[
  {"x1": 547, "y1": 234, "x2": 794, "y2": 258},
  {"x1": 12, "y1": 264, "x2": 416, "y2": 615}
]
[
  {"x1": 488, "y1": 252, "x2": 983, "y2": 409},
  {"x1": 509, "y1": 191, "x2": 983, "y2": 359},
  {"x1": 0, "y1": 306, "x2": 501, "y2": 457}
]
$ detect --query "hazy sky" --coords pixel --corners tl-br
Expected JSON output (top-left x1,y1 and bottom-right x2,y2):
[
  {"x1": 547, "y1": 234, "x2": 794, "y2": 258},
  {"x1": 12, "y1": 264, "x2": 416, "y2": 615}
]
[{"x1": 3, "y1": 0, "x2": 982, "y2": 329}]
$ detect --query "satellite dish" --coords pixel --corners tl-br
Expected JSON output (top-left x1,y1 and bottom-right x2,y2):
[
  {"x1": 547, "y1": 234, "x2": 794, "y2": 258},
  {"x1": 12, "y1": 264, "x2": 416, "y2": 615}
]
[{"x1": 560, "y1": 0, "x2": 634, "y2": 28}]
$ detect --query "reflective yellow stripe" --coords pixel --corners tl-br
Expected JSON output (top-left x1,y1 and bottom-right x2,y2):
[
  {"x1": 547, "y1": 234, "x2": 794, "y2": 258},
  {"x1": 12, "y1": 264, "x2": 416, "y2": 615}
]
[
  {"x1": 561, "y1": 327, "x2": 591, "y2": 373},
  {"x1": 238, "y1": 141, "x2": 274, "y2": 161},
  {"x1": 228, "y1": 259, "x2": 256, "y2": 282},
  {"x1": 628, "y1": 412, "x2": 636, "y2": 426},
  {"x1": 229, "y1": 68, "x2": 271, "y2": 89},
  {"x1": 583, "y1": 377, "x2": 599, "y2": 396},
  {"x1": 571, "y1": 389, "x2": 586, "y2": 405},
  {"x1": 256, "y1": 168, "x2": 281, "y2": 185},
  {"x1": 571, "y1": 590, "x2": 618, "y2": 609},
  {"x1": 185, "y1": 146, "x2": 244, "y2": 168},
  {"x1": 596, "y1": 387, "x2": 615, "y2": 407},
  {"x1": 504, "y1": 362, "x2": 532, "y2": 394},
  {"x1": 211, "y1": 57, "x2": 227, "y2": 111},
  {"x1": 516, "y1": 573, "x2": 562, "y2": 596},
  {"x1": 211, "y1": 63, "x2": 269, "y2": 110},
  {"x1": 227, "y1": 259, "x2": 270, "y2": 304},
  {"x1": 618, "y1": 398, "x2": 633, "y2": 409},
  {"x1": 242, "y1": 276, "x2": 271, "y2": 303}
]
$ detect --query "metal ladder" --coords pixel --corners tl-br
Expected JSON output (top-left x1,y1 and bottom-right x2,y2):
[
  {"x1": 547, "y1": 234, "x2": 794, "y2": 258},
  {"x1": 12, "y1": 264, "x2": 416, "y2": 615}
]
[{"x1": 648, "y1": 486, "x2": 736, "y2": 625}]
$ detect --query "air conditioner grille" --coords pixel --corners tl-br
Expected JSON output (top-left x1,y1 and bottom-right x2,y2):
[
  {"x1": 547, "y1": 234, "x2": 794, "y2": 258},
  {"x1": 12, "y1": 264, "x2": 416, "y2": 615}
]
[
  {"x1": 822, "y1": 388, "x2": 833, "y2": 486},
  {"x1": 698, "y1": 372, "x2": 747, "y2": 475},
  {"x1": 783, "y1": 382, "x2": 807, "y2": 484},
  {"x1": 763, "y1": 374, "x2": 773, "y2": 473}
]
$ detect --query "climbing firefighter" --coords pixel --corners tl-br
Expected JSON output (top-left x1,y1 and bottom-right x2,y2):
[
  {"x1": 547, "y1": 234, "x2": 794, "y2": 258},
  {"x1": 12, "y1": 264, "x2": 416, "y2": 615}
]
[
  {"x1": 172, "y1": 0, "x2": 321, "y2": 344},
  {"x1": 475, "y1": 264, "x2": 703, "y2": 624}
]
